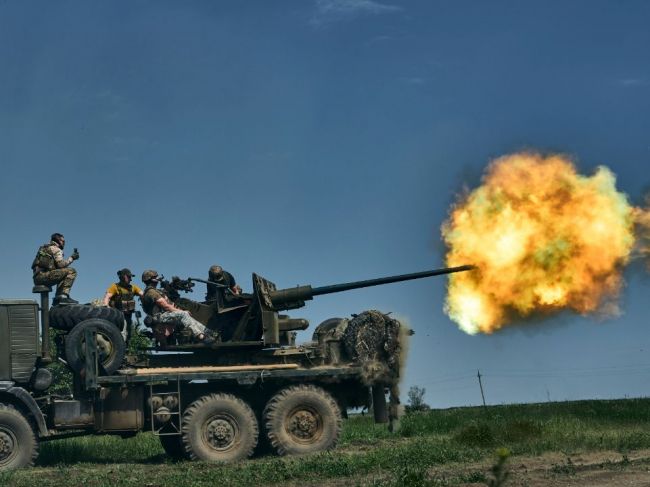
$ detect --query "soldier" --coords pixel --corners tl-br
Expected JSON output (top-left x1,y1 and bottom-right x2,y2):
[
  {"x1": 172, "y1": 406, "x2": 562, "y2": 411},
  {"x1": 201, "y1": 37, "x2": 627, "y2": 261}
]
[
  {"x1": 32, "y1": 233, "x2": 79, "y2": 305},
  {"x1": 141, "y1": 269, "x2": 216, "y2": 345},
  {"x1": 205, "y1": 265, "x2": 242, "y2": 303},
  {"x1": 102, "y1": 268, "x2": 144, "y2": 329}
]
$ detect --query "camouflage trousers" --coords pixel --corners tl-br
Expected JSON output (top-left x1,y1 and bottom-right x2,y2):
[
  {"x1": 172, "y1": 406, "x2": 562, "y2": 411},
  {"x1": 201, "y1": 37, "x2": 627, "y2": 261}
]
[
  {"x1": 33, "y1": 268, "x2": 77, "y2": 296},
  {"x1": 156, "y1": 311, "x2": 207, "y2": 337}
]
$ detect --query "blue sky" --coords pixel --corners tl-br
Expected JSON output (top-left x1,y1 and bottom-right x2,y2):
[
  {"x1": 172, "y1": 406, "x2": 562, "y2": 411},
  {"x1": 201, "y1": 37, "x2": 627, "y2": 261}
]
[{"x1": 1, "y1": 0, "x2": 649, "y2": 407}]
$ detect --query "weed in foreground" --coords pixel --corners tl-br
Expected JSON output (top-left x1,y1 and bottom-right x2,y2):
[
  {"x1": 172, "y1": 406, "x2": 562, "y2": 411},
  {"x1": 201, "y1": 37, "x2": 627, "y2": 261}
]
[{"x1": 486, "y1": 448, "x2": 510, "y2": 487}]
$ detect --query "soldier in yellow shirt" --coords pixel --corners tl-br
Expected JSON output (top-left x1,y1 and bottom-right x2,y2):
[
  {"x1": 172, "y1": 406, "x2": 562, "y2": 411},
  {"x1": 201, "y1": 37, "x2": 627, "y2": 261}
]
[{"x1": 102, "y1": 268, "x2": 144, "y2": 330}]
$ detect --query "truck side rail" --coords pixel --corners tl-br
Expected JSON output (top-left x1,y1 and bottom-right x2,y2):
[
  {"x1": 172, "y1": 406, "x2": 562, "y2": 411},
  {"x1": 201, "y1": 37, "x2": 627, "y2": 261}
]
[{"x1": 95, "y1": 366, "x2": 363, "y2": 386}]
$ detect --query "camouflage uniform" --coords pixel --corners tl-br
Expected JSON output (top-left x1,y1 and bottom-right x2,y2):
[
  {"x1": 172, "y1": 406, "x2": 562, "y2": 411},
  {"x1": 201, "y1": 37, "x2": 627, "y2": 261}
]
[
  {"x1": 32, "y1": 241, "x2": 77, "y2": 296},
  {"x1": 142, "y1": 286, "x2": 207, "y2": 337}
]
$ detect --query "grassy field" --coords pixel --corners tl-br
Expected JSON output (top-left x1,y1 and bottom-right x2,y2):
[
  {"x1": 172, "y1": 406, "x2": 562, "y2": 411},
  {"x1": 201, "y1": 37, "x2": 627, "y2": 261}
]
[{"x1": 3, "y1": 398, "x2": 650, "y2": 486}]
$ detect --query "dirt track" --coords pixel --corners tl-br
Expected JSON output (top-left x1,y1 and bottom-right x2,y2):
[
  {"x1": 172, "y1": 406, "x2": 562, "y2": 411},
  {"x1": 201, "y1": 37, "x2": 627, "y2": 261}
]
[
  {"x1": 288, "y1": 449, "x2": 650, "y2": 486},
  {"x1": 438, "y1": 449, "x2": 650, "y2": 486}
]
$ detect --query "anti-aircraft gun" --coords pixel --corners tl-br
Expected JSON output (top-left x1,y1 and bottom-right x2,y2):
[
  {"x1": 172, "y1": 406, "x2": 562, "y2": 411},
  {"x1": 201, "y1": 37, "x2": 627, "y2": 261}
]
[
  {"x1": 0, "y1": 264, "x2": 474, "y2": 470},
  {"x1": 157, "y1": 265, "x2": 474, "y2": 351}
]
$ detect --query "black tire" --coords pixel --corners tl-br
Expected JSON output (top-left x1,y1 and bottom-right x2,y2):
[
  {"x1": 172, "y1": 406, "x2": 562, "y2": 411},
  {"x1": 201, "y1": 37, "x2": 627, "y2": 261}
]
[
  {"x1": 181, "y1": 393, "x2": 258, "y2": 463},
  {"x1": 50, "y1": 304, "x2": 124, "y2": 331},
  {"x1": 263, "y1": 385, "x2": 342, "y2": 456},
  {"x1": 311, "y1": 317, "x2": 346, "y2": 342},
  {"x1": 64, "y1": 318, "x2": 126, "y2": 375},
  {"x1": 159, "y1": 435, "x2": 188, "y2": 460},
  {"x1": 0, "y1": 404, "x2": 38, "y2": 471}
]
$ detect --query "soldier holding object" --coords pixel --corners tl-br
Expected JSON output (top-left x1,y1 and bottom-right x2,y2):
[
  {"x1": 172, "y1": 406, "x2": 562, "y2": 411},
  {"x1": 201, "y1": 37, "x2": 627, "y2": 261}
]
[
  {"x1": 32, "y1": 233, "x2": 79, "y2": 305},
  {"x1": 205, "y1": 265, "x2": 242, "y2": 303},
  {"x1": 102, "y1": 268, "x2": 143, "y2": 328},
  {"x1": 141, "y1": 269, "x2": 215, "y2": 345}
]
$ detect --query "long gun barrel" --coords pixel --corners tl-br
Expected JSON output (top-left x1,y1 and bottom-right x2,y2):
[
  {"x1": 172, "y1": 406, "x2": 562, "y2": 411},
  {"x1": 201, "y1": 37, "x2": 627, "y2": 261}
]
[{"x1": 269, "y1": 265, "x2": 474, "y2": 309}]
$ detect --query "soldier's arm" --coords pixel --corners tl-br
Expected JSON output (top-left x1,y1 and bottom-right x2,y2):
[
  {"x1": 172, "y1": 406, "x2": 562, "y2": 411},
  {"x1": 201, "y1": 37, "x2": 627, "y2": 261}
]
[
  {"x1": 156, "y1": 296, "x2": 178, "y2": 312},
  {"x1": 227, "y1": 272, "x2": 241, "y2": 294},
  {"x1": 156, "y1": 295, "x2": 191, "y2": 315},
  {"x1": 102, "y1": 284, "x2": 117, "y2": 306},
  {"x1": 102, "y1": 291, "x2": 114, "y2": 306},
  {"x1": 52, "y1": 247, "x2": 73, "y2": 268}
]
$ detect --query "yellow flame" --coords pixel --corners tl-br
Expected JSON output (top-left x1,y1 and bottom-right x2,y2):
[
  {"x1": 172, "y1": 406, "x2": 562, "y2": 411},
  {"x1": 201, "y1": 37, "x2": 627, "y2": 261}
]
[
  {"x1": 442, "y1": 153, "x2": 637, "y2": 334},
  {"x1": 634, "y1": 195, "x2": 650, "y2": 272}
]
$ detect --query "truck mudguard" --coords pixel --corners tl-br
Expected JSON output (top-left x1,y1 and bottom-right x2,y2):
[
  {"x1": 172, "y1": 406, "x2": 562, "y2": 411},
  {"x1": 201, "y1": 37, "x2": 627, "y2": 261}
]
[{"x1": 0, "y1": 386, "x2": 48, "y2": 437}]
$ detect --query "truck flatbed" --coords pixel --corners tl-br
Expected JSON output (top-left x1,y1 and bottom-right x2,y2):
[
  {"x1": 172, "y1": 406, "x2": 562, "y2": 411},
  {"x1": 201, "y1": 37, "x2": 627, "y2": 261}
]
[{"x1": 94, "y1": 364, "x2": 363, "y2": 386}]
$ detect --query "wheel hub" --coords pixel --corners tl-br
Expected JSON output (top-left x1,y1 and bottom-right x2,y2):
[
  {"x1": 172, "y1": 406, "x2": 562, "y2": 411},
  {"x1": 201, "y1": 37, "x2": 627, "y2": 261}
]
[
  {"x1": 0, "y1": 430, "x2": 16, "y2": 463},
  {"x1": 206, "y1": 418, "x2": 235, "y2": 449},
  {"x1": 80, "y1": 332, "x2": 115, "y2": 363},
  {"x1": 289, "y1": 410, "x2": 319, "y2": 440},
  {"x1": 96, "y1": 334, "x2": 114, "y2": 360}
]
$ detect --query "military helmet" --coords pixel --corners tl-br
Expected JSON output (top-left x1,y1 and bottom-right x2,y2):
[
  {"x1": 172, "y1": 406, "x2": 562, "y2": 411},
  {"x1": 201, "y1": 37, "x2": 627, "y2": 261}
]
[
  {"x1": 141, "y1": 269, "x2": 159, "y2": 283},
  {"x1": 117, "y1": 268, "x2": 133, "y2": 279},
  {"x1": 209, "y1": 265, "x2": 224, "y2": 280}
]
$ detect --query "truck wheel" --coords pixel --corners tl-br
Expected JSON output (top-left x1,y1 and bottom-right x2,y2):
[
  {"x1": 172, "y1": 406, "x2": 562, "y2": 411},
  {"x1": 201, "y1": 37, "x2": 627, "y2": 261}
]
[
  {"x1": 263, "y1": 384, "x2": 342, "y2": 456},
  {"x1": 0, "y1": 404, "x2": 38, "y2": 470},
  {"x1": 50, "y1": 304, "x2": 124, "y2": 331},
  {"x1": 159, "y1": 435, "x2": 188, "y2": 460},
  {"x1": 181, "y1": 393, "x2": 258, "y2": 463},
  {"x1": 65, "y1": 318, "x2": 126, "y2": 375}
]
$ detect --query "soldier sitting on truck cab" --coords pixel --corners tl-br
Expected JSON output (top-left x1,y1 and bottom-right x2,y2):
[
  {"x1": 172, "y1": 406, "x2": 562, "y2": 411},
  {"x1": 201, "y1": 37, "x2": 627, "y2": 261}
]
[
  {"x1": 141, "y1": 269, "x2": 216, "y2": 346},
  {"x1": 102, "y1": 268, "x2": 143, "y2": 329},
  {"x1": 31, "y1": 233, "x2": 79, "y2": 305}
]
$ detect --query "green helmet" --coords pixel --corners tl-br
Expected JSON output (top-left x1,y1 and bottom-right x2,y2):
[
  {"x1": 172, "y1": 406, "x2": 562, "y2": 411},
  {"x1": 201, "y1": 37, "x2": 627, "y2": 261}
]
[
  {"x1": 208, "y1": 265, "x2": 224, "y2": 280},
  {"x1": 141, "y1": 269, "x2": 159, "y2": 283}
]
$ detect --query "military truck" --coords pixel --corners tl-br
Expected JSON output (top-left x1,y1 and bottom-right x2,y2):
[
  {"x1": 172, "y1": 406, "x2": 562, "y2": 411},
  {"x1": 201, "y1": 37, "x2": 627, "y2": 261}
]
[{"x1": 0, "y1": 265, "x2": 472, "y2": 470}]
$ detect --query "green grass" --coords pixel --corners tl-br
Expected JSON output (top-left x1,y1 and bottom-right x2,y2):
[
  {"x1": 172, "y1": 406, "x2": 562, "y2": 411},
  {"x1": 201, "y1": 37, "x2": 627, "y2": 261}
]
[{"x1": 3, "y1": 398, "x2": 650, "y2": 486}]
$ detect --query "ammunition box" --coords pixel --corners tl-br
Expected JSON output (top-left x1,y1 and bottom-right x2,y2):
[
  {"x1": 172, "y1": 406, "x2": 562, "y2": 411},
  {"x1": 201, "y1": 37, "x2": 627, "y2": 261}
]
[
  {"x1": 95, "y1": 386, "x2": 144, "y2": 432},
  {"x1": 52, "y1": 399, "x2": 94, "y2": 428}
]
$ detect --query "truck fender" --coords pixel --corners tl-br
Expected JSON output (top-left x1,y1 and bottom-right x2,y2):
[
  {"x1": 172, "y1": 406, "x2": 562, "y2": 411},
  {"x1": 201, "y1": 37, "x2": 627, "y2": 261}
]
[{"x1": 0, "y1": 386, "x2": 49, "y2": 437}]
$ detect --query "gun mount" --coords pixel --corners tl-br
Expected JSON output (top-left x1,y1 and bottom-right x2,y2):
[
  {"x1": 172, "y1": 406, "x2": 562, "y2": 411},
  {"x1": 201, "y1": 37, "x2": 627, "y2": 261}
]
[{"x1": 165, "y1": 265, "x2": 474, "y2": 348}]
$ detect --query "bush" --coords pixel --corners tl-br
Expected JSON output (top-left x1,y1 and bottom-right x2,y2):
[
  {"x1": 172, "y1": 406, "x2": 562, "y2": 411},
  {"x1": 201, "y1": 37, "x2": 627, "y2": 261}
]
[{"x1": 405, "y1": 386, "x2": 430, "y2": 413}]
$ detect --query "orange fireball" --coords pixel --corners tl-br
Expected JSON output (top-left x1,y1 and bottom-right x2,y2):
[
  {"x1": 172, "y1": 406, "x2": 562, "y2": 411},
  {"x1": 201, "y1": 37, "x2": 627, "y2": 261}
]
[{"x1": 442, "y1": 153, "x2": 636, "y2": 334}]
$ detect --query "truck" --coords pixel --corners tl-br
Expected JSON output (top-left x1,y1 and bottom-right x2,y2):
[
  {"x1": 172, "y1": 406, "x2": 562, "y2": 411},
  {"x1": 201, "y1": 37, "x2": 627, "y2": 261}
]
[{"x1": 0, "y1": 265, "x2": 473, "y2": 470}]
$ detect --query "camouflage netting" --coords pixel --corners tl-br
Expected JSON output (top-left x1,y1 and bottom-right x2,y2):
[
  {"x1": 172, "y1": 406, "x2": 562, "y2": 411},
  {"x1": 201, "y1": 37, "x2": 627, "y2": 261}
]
[
  {"x1": 342, "y1": 310, "x2": 403, "y2": 386},
  {"x1": 342, "y1": 310, "x2": 409, "y2": 424}
]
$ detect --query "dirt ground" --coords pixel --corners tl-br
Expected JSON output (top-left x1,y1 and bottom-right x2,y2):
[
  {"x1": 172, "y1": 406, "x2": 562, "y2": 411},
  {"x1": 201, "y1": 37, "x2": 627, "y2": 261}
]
[
  {"x1": 288, "y1": 449, "x2": 650, "y2": 486},
  {"x1": 437, "y1": 449, "x2": 650, "y2": 486}
]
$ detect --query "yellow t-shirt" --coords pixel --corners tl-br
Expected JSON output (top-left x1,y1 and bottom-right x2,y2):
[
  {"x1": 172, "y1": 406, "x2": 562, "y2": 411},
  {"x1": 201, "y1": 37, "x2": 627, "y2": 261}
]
[{"x1": 106, "y1": 283, "x2": 143, "y2": 296}]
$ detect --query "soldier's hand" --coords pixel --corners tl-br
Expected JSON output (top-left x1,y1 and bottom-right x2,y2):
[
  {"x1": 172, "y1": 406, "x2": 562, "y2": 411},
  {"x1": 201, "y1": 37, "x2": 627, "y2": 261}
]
[{"x1": 71, "y1": 248, "x2": 80, "y2": 260}]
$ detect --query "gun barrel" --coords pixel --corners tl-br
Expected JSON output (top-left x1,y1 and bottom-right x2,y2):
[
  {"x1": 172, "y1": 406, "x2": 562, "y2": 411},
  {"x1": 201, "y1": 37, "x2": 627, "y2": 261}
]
[
  {"x1": 311, "y1": 265, "x2": 475, "y2": 296},
  {"x1": 268, "y1": 265, "x2": 474, "y2": 308}
]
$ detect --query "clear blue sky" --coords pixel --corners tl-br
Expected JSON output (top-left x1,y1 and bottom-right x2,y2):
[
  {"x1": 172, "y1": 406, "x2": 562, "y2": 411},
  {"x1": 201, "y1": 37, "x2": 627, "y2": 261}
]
[{"x1": 1, "y1": 0, "x2": 649, "y2": 408}]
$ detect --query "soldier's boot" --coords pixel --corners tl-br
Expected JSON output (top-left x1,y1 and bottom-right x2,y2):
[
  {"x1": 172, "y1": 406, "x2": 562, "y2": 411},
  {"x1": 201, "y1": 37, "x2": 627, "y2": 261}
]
[
  {"x1": 198, "y1": 329, "x2": 218, "y2": 346},
  {"x1": 53, "y1": 294, "x2": 79, "y2": 305}
]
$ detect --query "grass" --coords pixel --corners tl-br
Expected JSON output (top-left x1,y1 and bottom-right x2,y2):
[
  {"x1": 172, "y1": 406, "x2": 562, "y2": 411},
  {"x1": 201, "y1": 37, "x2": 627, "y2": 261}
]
[{"x1": 3, "y1": 398, "x2": 650, "y2": 486}]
